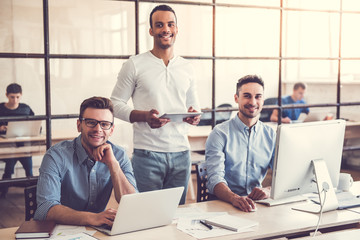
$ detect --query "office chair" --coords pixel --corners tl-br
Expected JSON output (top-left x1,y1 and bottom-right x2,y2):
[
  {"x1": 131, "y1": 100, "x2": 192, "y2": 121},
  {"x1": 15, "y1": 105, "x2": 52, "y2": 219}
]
[
  {"x1": 24, "y1": 185, "x2": 37, "y2": 221},
  {"x1": 215, "y1": 103, "x2": 233, "y2": 125},
  {"x1": 198, "y1": 103, "x2": 233, "y2": 126},
  {"x1": 259, "y1": 97, "x2": 277, "y2": 122},
  {"x1": 195, "y1": 162, "x2": 217, "y2": 202}
]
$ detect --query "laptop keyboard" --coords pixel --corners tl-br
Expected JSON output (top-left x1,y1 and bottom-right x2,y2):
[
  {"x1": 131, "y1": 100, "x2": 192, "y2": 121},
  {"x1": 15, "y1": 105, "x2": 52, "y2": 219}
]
[
  {"x1": 92, "y1": 224, "x2": 112, "y2": 235},
  {"x1": 100, "y1": 224, "x2": 112, "y2": 230}
]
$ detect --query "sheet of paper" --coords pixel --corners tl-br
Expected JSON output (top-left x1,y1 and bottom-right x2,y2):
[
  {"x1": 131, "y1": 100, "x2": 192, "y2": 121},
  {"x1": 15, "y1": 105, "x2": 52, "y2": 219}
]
[
  {"x1": 173, "y1": 207, "x2": 226, "y2": 224},
  {"x1": 51, "y1": 225, "x2": 96, "y2": 239},
  {"x1": 51, "y1": 232, "x2": 97, "y2": 240},
  {"x1": 177, "y1": 218, "x2": 256, "y2": 239}
]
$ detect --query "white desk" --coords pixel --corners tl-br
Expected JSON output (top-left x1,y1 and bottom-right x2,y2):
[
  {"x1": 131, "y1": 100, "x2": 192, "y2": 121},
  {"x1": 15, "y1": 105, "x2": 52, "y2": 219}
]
[
  {"x1": 294, "y1": 228, "x2": 360, "y2": 239},
  {"x1": 0, "y1": 130, "x2": 78, "y2": 159},
  {"x1": 1, "y1": 191, "x2": 360, "y2": 239}
]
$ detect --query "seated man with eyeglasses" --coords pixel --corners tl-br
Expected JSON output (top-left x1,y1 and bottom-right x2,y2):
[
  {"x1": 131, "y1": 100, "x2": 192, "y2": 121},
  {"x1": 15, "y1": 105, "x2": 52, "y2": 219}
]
[{"x1": 34, "y1": 97, "x2": 137, "y2": 226}]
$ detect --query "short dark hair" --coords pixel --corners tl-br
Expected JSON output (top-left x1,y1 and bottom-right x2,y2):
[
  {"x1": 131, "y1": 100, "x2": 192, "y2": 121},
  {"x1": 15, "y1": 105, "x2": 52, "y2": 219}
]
[
  {"x1": 79, "y1": 97, "x2": 114, "y2": 119},
  {"x1": 236, "y1": 75, "x2": 264, "y2": 95},
  {"x1": 149, "y1": 4, "x2": 177, "y2": 28},
  {"x1": 293, "y1": 82, "x2": 306, "y2": 90},
  {"x1": 6, "y1": 83, "x2": 22, "y2": 94}
]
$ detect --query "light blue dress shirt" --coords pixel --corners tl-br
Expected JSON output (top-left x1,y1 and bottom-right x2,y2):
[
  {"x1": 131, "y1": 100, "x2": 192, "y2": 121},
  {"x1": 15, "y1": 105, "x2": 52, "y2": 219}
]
[
  {"x1": 206, "y1": 115, "x2": 276, "y2": 196},
  {"x1": 280, "y1": 95, "x2": 310, "y2": 120},
  {"x1": 34, "y1": 135, "x2": 137, "y2": 220}
]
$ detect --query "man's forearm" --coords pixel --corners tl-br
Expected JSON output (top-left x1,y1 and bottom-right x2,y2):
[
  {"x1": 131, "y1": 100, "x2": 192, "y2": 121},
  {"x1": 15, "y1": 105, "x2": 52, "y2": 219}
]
[
  {"x1": 129, "y1": 110, "x2": 148, "y2": 123},
  {"x1": 108, "y1": 160, "x2": 136, "y2": 203},
  {"x1": 213, "y1": 182, "x2": 238, "y2": 204},
  {"x1": 46, "y1": 205, "x2": 95, "y2": 226}
]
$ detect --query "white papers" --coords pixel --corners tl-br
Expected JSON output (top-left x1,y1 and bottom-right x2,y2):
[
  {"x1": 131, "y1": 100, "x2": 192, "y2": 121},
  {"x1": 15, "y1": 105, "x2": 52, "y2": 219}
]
[
  {"x1": 173, "y1": 207, "x2": 226, "y2": 224},
  {"x1": 204, "y1": 214, "x2": 259, "y2": 232},
  {"x1": 177, "y1": 218, "x2": 239, "y2": 239},
  {"x1": 175, "y1": 208, "x2": 258, "y2": 239},
  {"x1": 51, "y1": 232, "x2": 97, "y2": 240},
  {"x1": 50, "y1": 225, "x2": 96, "y2": 239}
]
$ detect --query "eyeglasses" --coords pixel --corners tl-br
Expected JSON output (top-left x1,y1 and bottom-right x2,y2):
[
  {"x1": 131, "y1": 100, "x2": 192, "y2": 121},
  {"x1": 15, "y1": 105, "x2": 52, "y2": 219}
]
[{"x1": 80, "y1": 118, "x2": 113, "y2": 130}]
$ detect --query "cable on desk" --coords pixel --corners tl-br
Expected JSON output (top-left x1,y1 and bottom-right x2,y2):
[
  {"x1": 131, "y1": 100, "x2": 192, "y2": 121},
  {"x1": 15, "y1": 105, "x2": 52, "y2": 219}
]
[{"x1": 312, "y1": 186, "x2": 327, "y2": 237}]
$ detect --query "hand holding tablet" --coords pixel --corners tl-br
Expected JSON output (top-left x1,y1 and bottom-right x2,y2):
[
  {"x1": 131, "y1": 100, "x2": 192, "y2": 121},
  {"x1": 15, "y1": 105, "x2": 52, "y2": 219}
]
[{"x1": 159, "y1": 112, "x2": 203, "y2": 122}]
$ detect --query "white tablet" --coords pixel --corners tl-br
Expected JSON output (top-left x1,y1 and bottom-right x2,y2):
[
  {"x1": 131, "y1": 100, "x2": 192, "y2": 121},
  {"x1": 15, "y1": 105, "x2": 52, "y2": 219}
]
[{"x1": 159, "y1": 112, "x2": 203, "y2": 122}]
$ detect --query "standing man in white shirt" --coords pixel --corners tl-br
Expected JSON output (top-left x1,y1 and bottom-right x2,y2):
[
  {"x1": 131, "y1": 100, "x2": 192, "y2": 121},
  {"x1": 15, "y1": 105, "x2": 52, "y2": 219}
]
[{"x1": 111, "y1": 4, "x2": 201, "y2": 204}]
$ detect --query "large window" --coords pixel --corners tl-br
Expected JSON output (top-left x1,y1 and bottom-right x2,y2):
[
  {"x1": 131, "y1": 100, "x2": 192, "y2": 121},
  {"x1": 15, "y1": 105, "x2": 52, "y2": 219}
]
[{"x1": 1, "y1": 0, "x2": 360, "y2": 179}]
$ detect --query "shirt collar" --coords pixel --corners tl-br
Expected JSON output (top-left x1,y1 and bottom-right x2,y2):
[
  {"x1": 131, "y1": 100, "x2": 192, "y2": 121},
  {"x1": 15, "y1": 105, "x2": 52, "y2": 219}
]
[
  {"x1": 75, "y1": 134, "x2": 90, "y2": 165},
  {"x1": 147, "y1": 51, "x2": 177, "y2": 65},
  {"x1": 233, "y1": 113, "x2": 260, "y2": 134}
]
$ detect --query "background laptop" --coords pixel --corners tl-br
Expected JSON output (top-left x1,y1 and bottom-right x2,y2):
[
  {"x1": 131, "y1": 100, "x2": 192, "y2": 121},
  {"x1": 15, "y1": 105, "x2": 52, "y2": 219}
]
[
  {"x1": 94, "y1": 186, "x2": 184, "y2": 236},
  {"x1": 1, "y1": 120, "x2": 42, "y2": 138},
  {"x1": 295, "y1": 112, "x2": 325, "y2": 123}
]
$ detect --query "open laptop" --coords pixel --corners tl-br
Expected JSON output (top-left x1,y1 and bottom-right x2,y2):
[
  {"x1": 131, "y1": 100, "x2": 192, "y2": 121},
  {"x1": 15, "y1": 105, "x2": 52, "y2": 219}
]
[
  {"x1": 0, "y1": 120, "x2": 42, "y2": 138},
  {"x1": 93, "y1": 186, "x2": 184, "y2": 236},
  {"x1": 294, "y1": 112, "x2": 325, "y2": 123}
]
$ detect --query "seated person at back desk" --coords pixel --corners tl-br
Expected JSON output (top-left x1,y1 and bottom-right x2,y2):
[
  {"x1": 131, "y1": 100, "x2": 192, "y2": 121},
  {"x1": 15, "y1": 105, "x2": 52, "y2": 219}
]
[
  {"x1": 270, "y1": 82, "x2": 309, "y2": 123},
  {"x1": 34, "y1": 97, "x2": 137, "y2": 226},
  {"x1": 206, "y1": 75, "x2": 276, "y2": 212},
  {"x1": 0, "y1": 83, "x2": 34, "y2": 198}
]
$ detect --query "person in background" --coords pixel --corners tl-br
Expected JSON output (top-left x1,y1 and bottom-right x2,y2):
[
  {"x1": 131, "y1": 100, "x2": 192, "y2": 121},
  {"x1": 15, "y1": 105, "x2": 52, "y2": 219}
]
[
  {"x1": 270, "y1": 82, "x2": 309, "y2": 123},
  {"x1": 0, "y1": 83, "x2": 34, "y2": 198},
  {"x1": 206, "y1": 75, "x2": 276, "y2": 212},
  {"x1": 34, "y1": 97, "x2": 137, "y2": 226},
  {"x1": 110, "y1": 4, "x2": 200, "y2": 204}
]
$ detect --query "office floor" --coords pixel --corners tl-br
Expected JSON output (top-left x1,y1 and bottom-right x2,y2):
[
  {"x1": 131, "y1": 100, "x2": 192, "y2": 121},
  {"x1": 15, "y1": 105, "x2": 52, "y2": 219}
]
[{"x1": 0, "y1": 167, "x2": 359, "y2": 229}]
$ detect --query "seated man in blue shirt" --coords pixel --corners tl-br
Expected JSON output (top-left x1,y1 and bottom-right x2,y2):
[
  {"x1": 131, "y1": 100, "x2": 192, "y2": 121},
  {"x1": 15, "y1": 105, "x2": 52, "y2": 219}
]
[
  {"x1": 270, "y1": 82, "x2": 309, "y2": 123},
  {"x1": 34, "y1": 97, "x2": 137, "y2": 226},
  {"x1": 0, "y1": 83, "x2": 34, "y2": 198},
  {"x1": 206, "y1": 75, "x2": 276, "y2": 212}
]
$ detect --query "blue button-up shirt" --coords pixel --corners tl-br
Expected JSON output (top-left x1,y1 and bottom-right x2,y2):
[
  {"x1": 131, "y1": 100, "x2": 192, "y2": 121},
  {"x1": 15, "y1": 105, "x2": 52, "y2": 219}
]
[
  {"x1": 280, "y1": 95, "x2": 310, "y2": 120},
  {"x1": 206, "y1": 115, "x2": 276, "y2": 196},
  {"x1": 34, "y1": 135, "x2": 137, "y2": 220}
]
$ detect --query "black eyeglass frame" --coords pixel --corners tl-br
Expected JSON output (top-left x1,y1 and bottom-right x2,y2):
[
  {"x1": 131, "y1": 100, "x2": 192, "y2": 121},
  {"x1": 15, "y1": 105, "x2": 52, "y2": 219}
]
[{"x1": 80, "y1": 118, "x2": 113, "y2": 130}]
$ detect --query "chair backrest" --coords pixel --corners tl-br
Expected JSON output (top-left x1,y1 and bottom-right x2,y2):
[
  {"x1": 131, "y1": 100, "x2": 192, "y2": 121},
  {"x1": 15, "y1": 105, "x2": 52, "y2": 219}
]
[
  {"x1": 215, "y1": 103, "x2": 232, "y2": 125},
  {"x1": 195, "y1": 162, "x2": 209, "y2": 202},
  {"x1": 24, "y1": 185, "x2": 37, "y2": 221},
  {"x1": 260, "y1": 97, "x2": 278, "y2": 122},
  {"x1": 198, "y1": 103, "x2": 233, "y2": 126}
]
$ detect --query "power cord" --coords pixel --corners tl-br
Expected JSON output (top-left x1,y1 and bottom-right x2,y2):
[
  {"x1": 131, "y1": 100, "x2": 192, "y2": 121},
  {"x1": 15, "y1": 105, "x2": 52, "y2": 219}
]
[{"x1": 312, "y1": 182, "x2": 328, "y2": 237}]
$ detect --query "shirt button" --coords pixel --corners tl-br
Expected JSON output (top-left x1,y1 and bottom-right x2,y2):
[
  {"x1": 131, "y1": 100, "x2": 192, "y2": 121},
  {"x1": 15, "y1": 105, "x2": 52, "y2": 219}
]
[{"x1": 92, "y1": 169, "x2": 95, "y2": 172}]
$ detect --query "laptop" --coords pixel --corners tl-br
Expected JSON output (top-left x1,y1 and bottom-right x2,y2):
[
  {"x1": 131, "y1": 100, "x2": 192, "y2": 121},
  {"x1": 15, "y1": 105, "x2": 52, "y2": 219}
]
[
  {"x1": 294, "y1": 112, "x2": 325, "y2": 123},
  {"x1": 1, "y1": 120, "x2": 42, "y2": 138},
  {"x1": 93, "y1": 186, "x2": 184, "y2": 236}
]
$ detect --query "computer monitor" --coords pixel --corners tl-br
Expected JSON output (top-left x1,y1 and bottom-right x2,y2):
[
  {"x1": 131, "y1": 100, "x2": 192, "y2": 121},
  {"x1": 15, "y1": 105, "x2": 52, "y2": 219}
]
[{"x1": 270, "y1": 120, "x2": 346, "y2": 212}]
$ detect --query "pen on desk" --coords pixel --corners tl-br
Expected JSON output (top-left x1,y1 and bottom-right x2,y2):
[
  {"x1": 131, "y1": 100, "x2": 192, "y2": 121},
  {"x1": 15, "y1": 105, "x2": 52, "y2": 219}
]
[{"x1": 200, "y1": 220, "x2": 213, "y2": 230}]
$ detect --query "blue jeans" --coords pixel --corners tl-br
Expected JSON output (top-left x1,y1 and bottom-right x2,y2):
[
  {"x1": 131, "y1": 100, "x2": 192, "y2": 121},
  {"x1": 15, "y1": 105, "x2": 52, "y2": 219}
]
[
  {"x1": 1, "y1": 157, "x2": 33, "y2": 197},
  {"x1": 132, "y1": 149, "x2": 191, "y2": 205},
  {"x1": 2, "y1": 157, "x2": 33, "y2": 179}
]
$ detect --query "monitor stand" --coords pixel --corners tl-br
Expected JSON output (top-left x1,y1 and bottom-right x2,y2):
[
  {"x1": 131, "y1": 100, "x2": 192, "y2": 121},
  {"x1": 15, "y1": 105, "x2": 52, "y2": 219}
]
[{"x1": 292, "y1": 159, "x2": 339, "y2": 213}]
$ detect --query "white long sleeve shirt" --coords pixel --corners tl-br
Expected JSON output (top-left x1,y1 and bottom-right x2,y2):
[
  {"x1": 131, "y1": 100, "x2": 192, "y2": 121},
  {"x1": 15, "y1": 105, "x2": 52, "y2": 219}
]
[{"x1": 111, "y1": 51, "x2": 200, "y2": 152}]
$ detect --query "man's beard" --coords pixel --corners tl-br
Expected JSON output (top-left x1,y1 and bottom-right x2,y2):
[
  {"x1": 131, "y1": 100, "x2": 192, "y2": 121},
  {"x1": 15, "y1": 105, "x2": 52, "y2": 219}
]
[
  {"x1": 157, "y1": 33, "x2": 175, "y2": 49},
  {"x1": 240, "y1": 105, "x2": 259, "y2": 119}
]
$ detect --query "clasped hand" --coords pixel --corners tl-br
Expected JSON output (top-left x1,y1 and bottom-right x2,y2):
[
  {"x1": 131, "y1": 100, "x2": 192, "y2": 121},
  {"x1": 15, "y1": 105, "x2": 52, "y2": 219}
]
[{"x1": 92, "y1": 143, "x2": 115, "y2": 165}]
